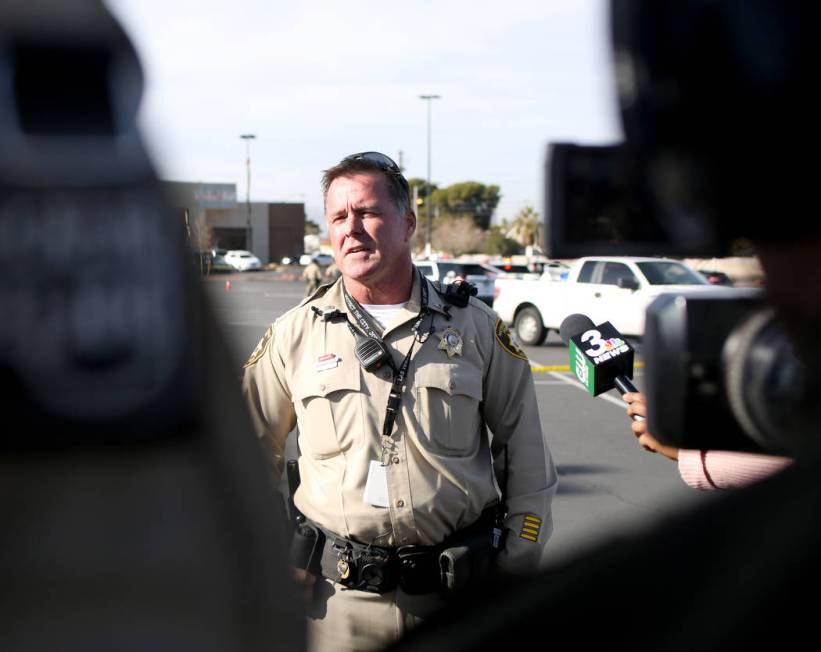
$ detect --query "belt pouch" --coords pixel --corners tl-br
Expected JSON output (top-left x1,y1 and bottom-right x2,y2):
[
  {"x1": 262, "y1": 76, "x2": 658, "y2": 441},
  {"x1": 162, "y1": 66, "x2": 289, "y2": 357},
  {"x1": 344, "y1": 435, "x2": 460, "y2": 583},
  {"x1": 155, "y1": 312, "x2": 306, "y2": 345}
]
[
  {"x1": 398, "y1": 547, "x2": 441, "y2": 595},
  {"x1": 290, "y1": 523, "x2": 322, "y2": 571},
  {"x1": 439, "y1": 529, "x2": 494, "y2": 593}
]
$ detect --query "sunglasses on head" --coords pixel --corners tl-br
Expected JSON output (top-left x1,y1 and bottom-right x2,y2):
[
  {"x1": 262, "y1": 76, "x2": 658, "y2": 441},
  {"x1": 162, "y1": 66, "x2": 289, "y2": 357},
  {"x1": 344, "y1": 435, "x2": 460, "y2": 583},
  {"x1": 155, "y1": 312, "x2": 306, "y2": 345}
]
[{"x1": 341, "y1": 151, "x2": 402, "y2": 174}]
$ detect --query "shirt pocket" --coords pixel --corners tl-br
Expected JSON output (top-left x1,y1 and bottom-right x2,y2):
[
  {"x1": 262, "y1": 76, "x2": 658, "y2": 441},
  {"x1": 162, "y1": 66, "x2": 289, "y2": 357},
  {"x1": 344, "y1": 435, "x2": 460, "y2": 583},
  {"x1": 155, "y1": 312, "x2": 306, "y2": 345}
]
[
  {"x1": 292, "y1": 370, "x2": 362, "y2": 459},
  {"x1": 413, "y1": 363, "x2": 483, "y2": 457}
]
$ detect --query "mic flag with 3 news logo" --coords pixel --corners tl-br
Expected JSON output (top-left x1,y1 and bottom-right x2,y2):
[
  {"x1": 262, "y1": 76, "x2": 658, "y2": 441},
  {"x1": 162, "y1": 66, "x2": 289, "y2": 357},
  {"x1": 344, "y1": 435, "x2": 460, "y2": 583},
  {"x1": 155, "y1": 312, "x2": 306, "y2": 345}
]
[{"x1": 560, "y1": 314, "x2": 636, "y2": 396}]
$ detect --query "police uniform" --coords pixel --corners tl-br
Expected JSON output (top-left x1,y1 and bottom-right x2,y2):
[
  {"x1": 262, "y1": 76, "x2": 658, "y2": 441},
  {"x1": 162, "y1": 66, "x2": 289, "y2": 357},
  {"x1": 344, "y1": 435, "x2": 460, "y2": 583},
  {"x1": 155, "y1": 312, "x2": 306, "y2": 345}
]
[{"x1": 242, "y1": 269, "x2": 558, "y2": 651}]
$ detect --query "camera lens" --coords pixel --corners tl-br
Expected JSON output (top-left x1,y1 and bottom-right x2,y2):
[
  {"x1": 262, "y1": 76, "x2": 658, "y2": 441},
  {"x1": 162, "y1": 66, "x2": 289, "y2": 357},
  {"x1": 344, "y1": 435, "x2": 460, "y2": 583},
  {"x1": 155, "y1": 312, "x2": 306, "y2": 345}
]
[{"x1": 723, "y1": 309, "x2": 806, "y2": 453}]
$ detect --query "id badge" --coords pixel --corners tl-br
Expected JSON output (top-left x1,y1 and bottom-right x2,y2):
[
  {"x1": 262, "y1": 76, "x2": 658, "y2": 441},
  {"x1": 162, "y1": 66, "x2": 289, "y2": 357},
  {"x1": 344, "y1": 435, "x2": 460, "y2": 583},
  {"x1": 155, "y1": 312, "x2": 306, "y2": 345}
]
[{"x1": 363, "y1": 460, "x2": 389, "y2": 507}]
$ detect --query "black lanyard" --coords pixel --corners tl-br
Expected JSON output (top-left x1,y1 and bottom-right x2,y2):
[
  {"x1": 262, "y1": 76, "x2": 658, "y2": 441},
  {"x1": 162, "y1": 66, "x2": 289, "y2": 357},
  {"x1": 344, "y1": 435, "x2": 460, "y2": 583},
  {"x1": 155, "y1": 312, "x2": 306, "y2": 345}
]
[{"x1": 341, "y1": 269, "x2": 433, "y2": 462}]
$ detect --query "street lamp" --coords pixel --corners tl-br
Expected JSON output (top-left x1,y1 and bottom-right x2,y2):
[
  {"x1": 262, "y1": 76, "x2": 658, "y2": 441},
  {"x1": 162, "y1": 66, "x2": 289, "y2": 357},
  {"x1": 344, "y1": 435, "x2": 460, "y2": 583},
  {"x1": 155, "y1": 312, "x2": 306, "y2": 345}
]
[
  {"x1": 418, "y1": 94, "x2": 440, "y2": 256},
  {"x1": 240, "y1": 133, "x2": 256, "y2": 252}
]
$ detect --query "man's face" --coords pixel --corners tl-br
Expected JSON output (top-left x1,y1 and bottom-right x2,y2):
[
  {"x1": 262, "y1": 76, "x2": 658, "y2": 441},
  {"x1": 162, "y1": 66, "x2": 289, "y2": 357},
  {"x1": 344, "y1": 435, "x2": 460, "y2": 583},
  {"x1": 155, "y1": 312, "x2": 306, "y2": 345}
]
[{"x1": 325, "y1": 172, "x2": 415, "y2": 288}]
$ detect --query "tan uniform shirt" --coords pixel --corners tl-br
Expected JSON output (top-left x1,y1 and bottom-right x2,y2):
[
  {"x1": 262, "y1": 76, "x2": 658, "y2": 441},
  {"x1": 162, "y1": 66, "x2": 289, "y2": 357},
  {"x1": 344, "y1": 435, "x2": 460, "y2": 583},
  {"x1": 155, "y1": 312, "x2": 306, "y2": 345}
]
[{"x1": 242, "y1": 269, "x2": 558, "y2": 573}]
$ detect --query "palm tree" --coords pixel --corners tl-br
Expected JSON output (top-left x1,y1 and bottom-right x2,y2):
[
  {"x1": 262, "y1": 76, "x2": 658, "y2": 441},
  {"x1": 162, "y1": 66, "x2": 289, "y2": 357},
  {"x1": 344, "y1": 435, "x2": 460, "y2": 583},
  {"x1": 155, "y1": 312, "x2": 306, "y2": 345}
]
[{"x1": 508, "y1": 206, "x2": 540, "y2": 247}]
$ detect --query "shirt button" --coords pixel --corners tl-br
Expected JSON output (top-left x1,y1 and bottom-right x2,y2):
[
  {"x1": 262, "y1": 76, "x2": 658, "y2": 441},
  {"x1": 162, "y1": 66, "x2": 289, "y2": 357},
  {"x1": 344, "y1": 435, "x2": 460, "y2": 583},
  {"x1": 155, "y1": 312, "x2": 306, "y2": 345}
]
[
  {"x1": 319, "y1": 384, "x2": 326, "y2": 391},
  {"x1": 396, "y1": 499, "x2": 405, "y2": 508},
  {"x1": 392, "y1": 456, "x2": 400, "y2": 464}
]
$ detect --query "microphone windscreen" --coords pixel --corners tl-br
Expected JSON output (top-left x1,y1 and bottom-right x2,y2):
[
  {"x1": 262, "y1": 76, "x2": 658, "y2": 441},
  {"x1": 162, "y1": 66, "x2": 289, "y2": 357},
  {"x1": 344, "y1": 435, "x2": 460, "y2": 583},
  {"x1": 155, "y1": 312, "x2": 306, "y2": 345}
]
[{"x1": 559, "y1": 313, "x2": 596, "y2": 345}]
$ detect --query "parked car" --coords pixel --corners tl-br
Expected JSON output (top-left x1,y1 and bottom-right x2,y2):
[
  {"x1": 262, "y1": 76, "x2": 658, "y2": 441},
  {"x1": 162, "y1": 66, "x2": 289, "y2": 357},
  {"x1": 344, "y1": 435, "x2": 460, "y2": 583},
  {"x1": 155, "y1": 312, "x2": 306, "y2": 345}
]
[
  {"x1": 299, "y1": 253, "x2": 334, "y2": 266},
  {"x1": 699, "y1": 270, "x2": 734, "y2": 286},
  {"x1": 493, "y1": 255, "x2": 744, "y2": 344},
  {"x1": 224, "y1": 249, "x2": 262, "y2": 272},
  {"x1": 414, "y1": 260, "x2": 497, "y2": 306},
  {"x1": 488, "y1": 261, "x2": 540, "y2": 279},
  {"x1": 209, "y1": 248, "x2": 235, "y2": 273},
  {"x1": 489, "y1": 259, "x2": 570, "y2": 281},
  {"x1": 542, "y1": 261, "x2": 571, "y2": 281}
]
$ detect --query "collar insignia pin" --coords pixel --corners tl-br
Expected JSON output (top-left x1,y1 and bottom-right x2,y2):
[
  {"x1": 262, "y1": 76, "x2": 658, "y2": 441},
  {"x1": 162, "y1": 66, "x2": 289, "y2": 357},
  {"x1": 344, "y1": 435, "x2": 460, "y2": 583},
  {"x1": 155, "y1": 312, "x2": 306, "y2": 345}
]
[{"x1": 438, "y1": 326, "x2": 463, "y2": 358}]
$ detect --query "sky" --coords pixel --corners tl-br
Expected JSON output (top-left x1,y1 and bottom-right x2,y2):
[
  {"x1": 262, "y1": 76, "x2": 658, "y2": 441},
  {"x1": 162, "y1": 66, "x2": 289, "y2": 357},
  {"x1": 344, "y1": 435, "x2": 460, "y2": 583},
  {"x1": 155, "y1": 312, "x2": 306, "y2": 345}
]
[{"x1": 105, "y1": 0, "x2": 622, "y2": 230}]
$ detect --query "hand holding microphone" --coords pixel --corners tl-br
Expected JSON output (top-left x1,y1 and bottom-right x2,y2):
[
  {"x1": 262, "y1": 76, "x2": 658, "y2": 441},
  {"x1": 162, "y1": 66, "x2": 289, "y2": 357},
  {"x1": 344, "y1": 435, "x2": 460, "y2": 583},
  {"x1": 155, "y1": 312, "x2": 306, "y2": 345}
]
[
  {"x1": 559, "y1": 314, "x2": 682, "y2": 458},
  {"x1": 622, "y1": 391, "x2": 679, "y2": 460}
]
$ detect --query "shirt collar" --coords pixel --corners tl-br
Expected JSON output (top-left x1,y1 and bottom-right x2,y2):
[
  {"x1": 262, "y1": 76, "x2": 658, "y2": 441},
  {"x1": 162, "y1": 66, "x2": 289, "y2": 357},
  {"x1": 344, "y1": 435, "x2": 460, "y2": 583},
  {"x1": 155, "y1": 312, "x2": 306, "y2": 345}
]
[{"x1": 318, "y1": 267, "x2": 449, "y2": 333}]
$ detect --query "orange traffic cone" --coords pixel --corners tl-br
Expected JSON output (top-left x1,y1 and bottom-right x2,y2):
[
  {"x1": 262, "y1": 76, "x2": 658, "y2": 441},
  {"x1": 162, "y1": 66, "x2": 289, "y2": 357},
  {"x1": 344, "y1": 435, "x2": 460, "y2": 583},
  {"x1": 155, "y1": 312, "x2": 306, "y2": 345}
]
[{"x1": 225, "y1": 280, "x2": 231, "y2": 292}]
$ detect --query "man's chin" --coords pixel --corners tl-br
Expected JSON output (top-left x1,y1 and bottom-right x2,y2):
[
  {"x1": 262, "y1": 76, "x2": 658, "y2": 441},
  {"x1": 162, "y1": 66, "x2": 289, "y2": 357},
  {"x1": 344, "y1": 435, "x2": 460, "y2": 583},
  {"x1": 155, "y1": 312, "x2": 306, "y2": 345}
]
[{"x1": 340, "y1": 258, "x2": 380, "y2": 283}]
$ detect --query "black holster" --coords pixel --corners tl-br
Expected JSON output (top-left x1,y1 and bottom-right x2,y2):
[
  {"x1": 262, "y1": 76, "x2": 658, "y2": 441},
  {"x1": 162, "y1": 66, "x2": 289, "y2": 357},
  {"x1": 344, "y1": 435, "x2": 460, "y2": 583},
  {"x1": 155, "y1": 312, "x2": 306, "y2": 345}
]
[{"x1": 289, "y1": 520, "x2": 323, "y2": 572}]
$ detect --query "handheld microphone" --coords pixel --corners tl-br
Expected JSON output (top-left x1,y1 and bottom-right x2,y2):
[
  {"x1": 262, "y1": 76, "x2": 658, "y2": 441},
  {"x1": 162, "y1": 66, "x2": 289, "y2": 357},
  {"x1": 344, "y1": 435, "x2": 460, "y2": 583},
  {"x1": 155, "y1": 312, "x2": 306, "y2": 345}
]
[{"x1": 559, "y1": 314, "x2": 642, "y2": 407}]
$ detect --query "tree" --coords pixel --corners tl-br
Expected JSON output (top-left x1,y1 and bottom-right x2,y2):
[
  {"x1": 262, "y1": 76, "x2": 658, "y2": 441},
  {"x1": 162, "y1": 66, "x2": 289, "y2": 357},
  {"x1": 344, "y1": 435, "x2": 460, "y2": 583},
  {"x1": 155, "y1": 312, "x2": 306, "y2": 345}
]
[
  {"x1": 432, "y1": 217, "x2": 486, "y2": 257},
  {"x1": 431, "y1": 182, "x2": 501, "y2": 230},
  {"x1": 407, "y1": 177, "x2": 437, "y2": 207},
  {"x1": 189, "y1": 210, "x2": 213, "y2": 253},
  {"x1": 483, "y1": 223, "x2": 521, "y2": 257},
  {"x1": 508, "y1": 205, "x2": 540, "y2": 247},
  {"x1": 305, "y1": 219, "x2": 321, "y2": 236}
]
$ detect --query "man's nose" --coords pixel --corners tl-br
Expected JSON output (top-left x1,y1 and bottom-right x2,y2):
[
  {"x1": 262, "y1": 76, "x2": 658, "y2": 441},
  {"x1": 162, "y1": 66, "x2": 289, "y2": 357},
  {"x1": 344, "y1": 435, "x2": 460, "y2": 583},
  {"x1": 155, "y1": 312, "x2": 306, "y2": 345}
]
[{"x1": 343, "y1": 211, "x2": 363, "y2": 235}]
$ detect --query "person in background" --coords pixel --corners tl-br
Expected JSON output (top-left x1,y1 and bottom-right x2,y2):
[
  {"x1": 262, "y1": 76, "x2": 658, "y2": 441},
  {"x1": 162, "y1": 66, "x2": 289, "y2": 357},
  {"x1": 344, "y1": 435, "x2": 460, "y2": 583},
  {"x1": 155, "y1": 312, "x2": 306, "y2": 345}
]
[
  {"x1": 323, "y1": 260, "x2": 341, "y2": 283},
  {"x1": 301, "y1": 256, "x2": 323, "y2": 297}
]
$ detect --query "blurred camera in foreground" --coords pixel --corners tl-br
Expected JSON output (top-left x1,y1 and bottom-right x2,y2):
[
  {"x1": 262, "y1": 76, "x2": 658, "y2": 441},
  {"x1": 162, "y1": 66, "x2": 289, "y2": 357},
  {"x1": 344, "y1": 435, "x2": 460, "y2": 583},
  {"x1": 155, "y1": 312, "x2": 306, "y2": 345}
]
[{"x1": 545, "y1": 2, "x2": 819, "y2": 456}]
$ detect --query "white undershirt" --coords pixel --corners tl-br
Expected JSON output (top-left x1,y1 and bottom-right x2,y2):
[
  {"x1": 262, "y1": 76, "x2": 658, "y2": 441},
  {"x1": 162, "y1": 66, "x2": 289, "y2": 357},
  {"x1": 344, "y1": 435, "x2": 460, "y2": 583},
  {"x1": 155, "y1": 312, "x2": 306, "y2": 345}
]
[{"x1": 361, "y1": 302, "x2": 408, "y2": 331}]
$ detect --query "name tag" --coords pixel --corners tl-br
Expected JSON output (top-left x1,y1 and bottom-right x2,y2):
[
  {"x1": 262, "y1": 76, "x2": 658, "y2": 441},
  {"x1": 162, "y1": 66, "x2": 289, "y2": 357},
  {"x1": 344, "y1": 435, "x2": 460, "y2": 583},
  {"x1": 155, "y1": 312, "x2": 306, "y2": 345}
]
[
  {"x1": 315, "y1": 353, "x2": 341, "y2": 372},
  {"x1": 363, "y1": 460, "x2": 389, "y2": 507}
]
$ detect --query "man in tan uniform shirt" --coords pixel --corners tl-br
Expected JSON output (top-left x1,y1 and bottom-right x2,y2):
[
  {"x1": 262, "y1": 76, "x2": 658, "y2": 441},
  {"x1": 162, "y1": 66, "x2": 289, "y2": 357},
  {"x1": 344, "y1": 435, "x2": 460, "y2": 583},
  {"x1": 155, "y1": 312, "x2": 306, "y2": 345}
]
[
  {"x1": 242, "y1": 152, "x2": 558, "y2": 651},
  {"x1": 301, "y1": 258, "x2": 323, "y2": 297}
]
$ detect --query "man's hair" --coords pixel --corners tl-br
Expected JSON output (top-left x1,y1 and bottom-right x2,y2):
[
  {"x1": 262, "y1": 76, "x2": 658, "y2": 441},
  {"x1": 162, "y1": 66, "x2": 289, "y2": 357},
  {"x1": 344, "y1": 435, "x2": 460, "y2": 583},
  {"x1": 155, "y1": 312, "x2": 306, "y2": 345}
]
[{"x1": 321, "y1": 158, "x2": 412, "y2": 217}]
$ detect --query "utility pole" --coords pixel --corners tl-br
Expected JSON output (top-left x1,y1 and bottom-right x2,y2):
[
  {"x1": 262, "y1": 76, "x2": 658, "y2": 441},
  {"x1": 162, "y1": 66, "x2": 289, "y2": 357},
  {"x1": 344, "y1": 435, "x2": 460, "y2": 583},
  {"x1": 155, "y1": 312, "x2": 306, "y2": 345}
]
[
  {"x1": 419, "y1": 94, "x2": 441, "y2": 257},
  {"x1": 240, "y1": 133, "x2": 256, "y2": 252}
]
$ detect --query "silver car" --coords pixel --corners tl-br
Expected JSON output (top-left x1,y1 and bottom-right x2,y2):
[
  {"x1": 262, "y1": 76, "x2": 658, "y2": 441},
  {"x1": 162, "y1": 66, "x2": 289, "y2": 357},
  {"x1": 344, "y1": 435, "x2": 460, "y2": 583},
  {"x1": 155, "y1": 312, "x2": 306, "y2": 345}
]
[
  {"x1": 224, "y1": 250, "x2": 262, "y2": 272},
  {"x1": 414, "y1": 260, "x2": 497, "y2": 307}
]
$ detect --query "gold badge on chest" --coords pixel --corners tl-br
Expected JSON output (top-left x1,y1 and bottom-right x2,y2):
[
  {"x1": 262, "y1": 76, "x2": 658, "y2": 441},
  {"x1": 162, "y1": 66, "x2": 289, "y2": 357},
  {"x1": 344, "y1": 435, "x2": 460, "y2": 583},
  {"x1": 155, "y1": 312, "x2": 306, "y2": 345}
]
[{"x1": 437, "y1": 326, "x2": 463, "y2": 358}]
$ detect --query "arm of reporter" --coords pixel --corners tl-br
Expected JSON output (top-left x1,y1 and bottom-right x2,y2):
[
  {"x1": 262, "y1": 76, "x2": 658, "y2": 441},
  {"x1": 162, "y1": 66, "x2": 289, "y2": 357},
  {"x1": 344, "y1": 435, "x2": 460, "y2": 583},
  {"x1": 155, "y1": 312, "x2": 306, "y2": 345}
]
[
  {"x1": 678, "y1": 449, "x2": 793, "y2": 491},
  {"x1": 622, "y1": 393, "x2": 793, "y2": 490}
]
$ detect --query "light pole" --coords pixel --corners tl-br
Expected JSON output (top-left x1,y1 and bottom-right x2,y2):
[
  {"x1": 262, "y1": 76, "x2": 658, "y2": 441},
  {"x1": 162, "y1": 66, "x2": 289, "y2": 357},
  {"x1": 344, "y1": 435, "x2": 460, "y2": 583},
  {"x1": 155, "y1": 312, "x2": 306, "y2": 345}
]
[
  {"x1": 419, "y1": 94, "x2": 440, "y2": 256},
  {"x1": 240, "y1": 133, "x2": 256, "y2": 252}
]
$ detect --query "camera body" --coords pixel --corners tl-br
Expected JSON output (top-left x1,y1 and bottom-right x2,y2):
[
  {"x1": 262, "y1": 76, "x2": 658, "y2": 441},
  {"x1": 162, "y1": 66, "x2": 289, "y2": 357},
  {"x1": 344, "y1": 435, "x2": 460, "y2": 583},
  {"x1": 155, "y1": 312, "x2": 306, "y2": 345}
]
[{"x1": 544, "y1": 2, "x2": 818, "y2": 454}]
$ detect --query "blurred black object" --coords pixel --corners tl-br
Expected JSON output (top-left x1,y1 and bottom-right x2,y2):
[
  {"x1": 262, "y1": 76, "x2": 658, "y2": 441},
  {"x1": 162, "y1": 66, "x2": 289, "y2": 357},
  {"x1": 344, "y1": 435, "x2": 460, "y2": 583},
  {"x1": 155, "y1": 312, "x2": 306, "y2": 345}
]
[
  {"x1": 0, "y1": 2, "x2": 302, "y2": 650},
  {"x1": 545, "y1": 0, "x2": 819, "y2": 456},
  {"x1": 546, "y1": 142, "x2": 687, "y2": 258},
  {"x1": 643, "y1": 290, "x2": 807, "y2": 454},
  {"x1": 547, "y1": 2, "x2": 818, "y2": 258}
]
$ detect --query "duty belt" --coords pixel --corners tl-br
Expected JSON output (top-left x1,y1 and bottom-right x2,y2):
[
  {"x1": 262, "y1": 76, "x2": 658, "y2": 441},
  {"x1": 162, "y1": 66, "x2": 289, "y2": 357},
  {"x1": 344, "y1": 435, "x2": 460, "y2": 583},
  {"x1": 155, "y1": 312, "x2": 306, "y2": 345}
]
[{"x1": 308, "y1": 508, "x2": 501, "y2": 595}]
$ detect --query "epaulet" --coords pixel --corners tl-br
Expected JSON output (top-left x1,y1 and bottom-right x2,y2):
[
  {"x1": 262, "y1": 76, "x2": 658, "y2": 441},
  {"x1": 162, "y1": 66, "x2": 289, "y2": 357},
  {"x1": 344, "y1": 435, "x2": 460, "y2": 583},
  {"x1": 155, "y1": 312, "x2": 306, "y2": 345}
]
[
  {"x1": 295, "y1": 281, "x2": 334, "y2": 308},
  {"x1": 470, "y1": 296, "x2": 498, "y2": 319}
]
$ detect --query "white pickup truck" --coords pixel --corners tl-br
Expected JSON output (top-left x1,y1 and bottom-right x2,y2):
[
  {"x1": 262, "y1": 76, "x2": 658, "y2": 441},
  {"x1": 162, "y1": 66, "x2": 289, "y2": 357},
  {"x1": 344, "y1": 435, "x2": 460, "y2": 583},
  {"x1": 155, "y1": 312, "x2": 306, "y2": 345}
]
[{"x1": 493, "y1": 256, "x2": 730, "y2": 345}]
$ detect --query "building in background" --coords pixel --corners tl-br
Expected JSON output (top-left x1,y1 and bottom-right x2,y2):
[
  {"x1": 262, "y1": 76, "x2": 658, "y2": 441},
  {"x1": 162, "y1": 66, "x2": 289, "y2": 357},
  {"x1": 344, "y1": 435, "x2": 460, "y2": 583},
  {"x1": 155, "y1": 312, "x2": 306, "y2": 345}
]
[{"x1": 162, "y1": 181, "x2": 305, "y2": 265}]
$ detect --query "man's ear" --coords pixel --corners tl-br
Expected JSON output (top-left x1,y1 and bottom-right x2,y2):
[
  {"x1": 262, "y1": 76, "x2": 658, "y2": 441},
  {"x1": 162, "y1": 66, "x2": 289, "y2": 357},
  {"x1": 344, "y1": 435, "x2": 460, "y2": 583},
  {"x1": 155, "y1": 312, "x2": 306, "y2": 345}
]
[{"x1": 406, "y1": 211, "x2": 417, "y2": 239}]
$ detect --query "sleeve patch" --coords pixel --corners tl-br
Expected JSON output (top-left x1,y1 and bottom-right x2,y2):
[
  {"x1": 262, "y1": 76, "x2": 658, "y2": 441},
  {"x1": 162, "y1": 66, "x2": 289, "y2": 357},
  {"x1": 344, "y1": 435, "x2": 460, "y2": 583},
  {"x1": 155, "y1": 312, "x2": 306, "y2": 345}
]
[
  {"x1": 495, "y1": 319, "x2": 529, "y2": 362},
  {"x1": 519, "y1": 514, "x2": 542, "y2": 542},
  {"x1": 243, "y1": 325, "x2": 274, "y2": 368}
]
